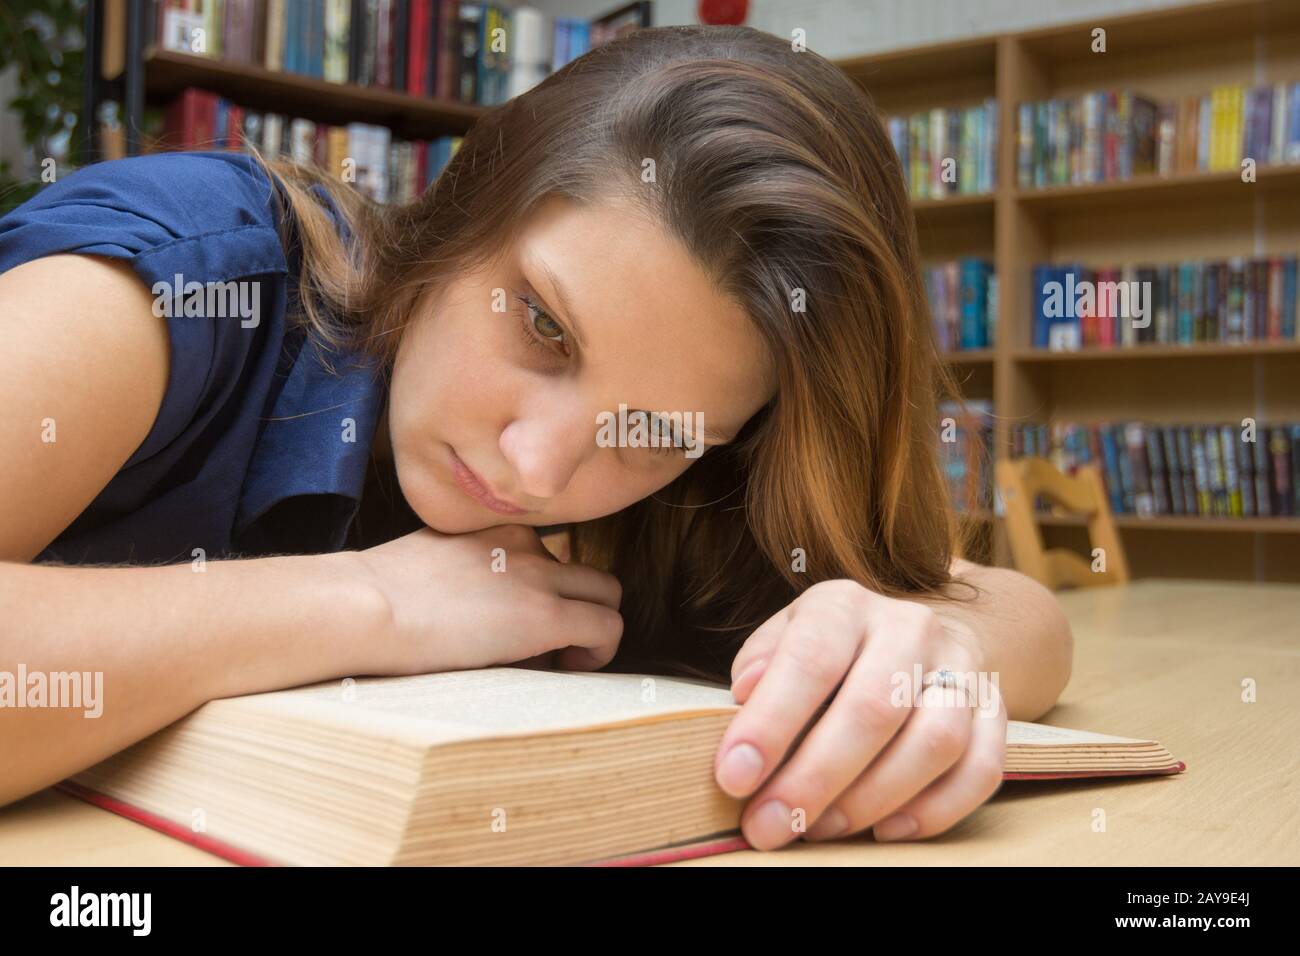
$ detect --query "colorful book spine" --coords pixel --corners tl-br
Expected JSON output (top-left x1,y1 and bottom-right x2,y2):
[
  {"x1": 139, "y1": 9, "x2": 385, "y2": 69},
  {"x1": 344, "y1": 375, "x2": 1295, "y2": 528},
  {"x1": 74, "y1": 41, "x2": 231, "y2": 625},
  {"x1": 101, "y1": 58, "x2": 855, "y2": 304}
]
[{"x1": 1009, "y1": 421, "x2": 1300, "y2": 518}]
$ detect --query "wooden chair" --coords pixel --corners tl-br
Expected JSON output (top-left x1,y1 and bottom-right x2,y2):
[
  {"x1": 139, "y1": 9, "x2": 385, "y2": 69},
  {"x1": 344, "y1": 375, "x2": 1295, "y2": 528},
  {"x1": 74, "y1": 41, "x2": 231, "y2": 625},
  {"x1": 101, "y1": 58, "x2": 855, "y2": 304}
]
[{"x1": 995, "y1": 457, "x2": 1130, "y2": 590}]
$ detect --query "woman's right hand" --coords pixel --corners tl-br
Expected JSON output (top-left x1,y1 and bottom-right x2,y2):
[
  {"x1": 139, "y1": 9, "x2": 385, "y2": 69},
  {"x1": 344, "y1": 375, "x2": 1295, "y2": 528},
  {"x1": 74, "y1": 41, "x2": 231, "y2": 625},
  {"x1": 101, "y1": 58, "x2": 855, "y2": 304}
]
[{"x1": 346, "y1": 524, "x2": 624, "y2": 676}]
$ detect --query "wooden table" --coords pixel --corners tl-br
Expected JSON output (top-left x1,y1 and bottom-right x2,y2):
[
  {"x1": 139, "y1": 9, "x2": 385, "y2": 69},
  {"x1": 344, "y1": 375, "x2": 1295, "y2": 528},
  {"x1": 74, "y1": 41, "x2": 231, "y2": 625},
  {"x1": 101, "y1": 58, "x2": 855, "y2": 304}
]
[{"x1": 3, "y1": 579, "x2": 1297, "y2": 866}]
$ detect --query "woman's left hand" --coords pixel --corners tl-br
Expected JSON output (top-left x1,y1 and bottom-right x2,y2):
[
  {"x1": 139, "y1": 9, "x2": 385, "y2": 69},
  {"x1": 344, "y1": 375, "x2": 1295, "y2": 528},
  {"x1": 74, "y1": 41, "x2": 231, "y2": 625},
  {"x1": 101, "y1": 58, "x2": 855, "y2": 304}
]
[{"x1": 715, "y1": 579, "x2": 1006, "y2": 850}]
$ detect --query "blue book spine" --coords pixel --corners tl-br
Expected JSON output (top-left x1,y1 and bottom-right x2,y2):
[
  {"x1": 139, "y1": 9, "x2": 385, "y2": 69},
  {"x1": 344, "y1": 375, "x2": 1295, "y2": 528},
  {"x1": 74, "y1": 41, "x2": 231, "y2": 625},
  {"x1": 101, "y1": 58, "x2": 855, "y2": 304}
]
[
  {"x1": 308, "y1": 0, "x2": 320, "y2": 78},
  {"x1": 307, "y1": 0, "x2": 318, "y2": 77},
  {"x1": 960, "y1": 260, "x2": 988, "y2": 349},
  {"x1": 1114, "y1": 424, "x2": 1136, "y2": 513},
  {"x1": 213, "y1": 98, "x2": 228, "y2": 146},
  {"x1": 1177, "y1": 263, "x2": 1193, "y2": 343},
  {"x1": 315, "y1": 0, "x2": 327, "y2": 78},
  {"x1": 1032, "y1": 264, "x2": 1050, "y2": 348},
  {"x1": 1100, "y1": 426, "x2": 1126, "y2": 513},
  {"x1": 1288, "y1": 83, "x2": 1300, "y2": 162},
  {"x1": 287, "y1": 0, "x2": 300, "y2": 73}
]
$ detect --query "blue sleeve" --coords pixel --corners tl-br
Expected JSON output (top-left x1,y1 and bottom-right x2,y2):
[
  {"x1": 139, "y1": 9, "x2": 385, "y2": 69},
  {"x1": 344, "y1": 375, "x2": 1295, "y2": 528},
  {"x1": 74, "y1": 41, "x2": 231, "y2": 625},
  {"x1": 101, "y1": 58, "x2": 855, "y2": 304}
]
[{"x1": 0, "y1": 151, "x2": 292, "y2": 470}]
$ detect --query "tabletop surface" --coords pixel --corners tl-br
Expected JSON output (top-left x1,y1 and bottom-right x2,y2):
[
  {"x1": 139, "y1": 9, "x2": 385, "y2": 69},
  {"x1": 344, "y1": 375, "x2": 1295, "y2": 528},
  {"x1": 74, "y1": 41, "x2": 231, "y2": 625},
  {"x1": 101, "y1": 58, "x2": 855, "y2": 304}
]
[{"x1": 2, "y1": 578, "x2": 1297, "y2": 866}]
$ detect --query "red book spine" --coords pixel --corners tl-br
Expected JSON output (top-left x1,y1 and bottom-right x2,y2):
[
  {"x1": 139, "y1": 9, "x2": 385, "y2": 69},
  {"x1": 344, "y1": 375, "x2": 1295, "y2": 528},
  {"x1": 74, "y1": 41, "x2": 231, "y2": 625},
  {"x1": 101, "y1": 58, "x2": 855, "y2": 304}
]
[
  {"x1": 408, "y1": 0, "x2": 428, "y2": 94},
  {"x1": 415, "y1": 139, "x2": 428, "y2": 190},
  {"x1": 200, "y1": 91, "x2": 217, "y2": 150},
  {"x1": 164, "y1": 88, "x2": 200, "y2": 150},
  {"x1": 1102, "y1": 269, "x2": 1112, "y2": 348},
  {"x1": 435, "y1": 0, "x2": 455, "y2": 100}
]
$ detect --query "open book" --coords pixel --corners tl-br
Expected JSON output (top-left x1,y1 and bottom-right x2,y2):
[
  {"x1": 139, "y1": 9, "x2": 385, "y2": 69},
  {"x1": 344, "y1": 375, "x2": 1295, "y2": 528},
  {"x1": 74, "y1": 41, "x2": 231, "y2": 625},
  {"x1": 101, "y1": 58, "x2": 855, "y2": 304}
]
[{"x1": 58, "y1": 667, "x2": 1184, "y2": 866}]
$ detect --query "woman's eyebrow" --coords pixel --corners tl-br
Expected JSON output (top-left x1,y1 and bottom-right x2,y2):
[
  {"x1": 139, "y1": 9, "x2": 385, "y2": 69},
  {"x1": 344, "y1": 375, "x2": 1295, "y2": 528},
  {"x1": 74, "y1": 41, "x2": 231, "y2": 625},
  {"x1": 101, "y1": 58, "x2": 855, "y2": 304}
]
[{"x1": 535, "y1": 257, "x2": 589, "y2": 350}]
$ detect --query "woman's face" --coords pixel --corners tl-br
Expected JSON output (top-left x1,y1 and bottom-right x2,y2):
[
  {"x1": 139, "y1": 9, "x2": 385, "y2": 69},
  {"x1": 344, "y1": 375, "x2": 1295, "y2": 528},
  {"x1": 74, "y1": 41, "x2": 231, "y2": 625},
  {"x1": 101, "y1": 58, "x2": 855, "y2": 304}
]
[{"x1": 385, "y1": 194, "x2": 775, "y2": 533}]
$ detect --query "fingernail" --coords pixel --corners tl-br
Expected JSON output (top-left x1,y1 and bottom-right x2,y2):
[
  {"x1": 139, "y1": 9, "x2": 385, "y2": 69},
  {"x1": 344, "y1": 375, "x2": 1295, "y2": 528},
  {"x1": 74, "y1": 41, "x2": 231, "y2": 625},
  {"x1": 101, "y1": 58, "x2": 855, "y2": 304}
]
[
  {"x1": 806, "y1": 807, "x2": 849, "y2": 841},
  {"x1": 716, "y1": 743, "x2": 764, "y2": 796},
  {"x1": 746, "y1": 799, "x2": 794, "y2": 850},
  {"x1": 874, "y1": 813, "x2": 919, "y2": 842}
]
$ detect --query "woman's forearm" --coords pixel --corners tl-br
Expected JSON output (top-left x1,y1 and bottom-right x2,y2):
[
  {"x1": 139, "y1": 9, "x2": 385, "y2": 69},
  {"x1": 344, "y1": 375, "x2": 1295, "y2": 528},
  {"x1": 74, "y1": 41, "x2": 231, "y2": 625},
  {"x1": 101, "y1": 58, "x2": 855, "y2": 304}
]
[
  {"x1": 913, "y1": 560, "x2": 1074, "y2": 722},
  {"x1": 0, "y1": 551, "x2": 387, "y2": 808}
]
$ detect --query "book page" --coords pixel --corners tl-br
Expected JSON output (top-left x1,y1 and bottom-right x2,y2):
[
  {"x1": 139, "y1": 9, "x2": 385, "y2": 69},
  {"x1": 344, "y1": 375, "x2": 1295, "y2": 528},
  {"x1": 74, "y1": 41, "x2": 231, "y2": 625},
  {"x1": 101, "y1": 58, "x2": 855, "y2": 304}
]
[
  {"x1": 222, "y1": 667, "x2": 740, "y2": 742},
  {"x1": 1007, "y1": 719, "x2": 1151, "y2": 746}
]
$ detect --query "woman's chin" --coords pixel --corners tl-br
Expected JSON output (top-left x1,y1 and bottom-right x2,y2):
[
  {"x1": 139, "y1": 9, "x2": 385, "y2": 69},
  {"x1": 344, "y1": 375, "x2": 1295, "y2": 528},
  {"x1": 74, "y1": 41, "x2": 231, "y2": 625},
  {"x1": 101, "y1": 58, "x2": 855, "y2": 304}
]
[{"x1": 408, "y1": 487, "x2": 533, "y2": 534}]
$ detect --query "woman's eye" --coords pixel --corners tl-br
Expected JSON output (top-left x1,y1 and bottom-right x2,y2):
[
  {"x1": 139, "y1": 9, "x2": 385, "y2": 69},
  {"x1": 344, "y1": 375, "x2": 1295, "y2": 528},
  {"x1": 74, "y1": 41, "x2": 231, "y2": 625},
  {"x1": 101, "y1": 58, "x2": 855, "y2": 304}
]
[
  {"x1": 515, "y1": 293, "x2": 569, "y2": 355},
  {"x1": 632, "y1": 411, "x2": 691, "y2": 459},
  {"x1": 533, "y1": 310, "x2": 565, "y2": 342}
]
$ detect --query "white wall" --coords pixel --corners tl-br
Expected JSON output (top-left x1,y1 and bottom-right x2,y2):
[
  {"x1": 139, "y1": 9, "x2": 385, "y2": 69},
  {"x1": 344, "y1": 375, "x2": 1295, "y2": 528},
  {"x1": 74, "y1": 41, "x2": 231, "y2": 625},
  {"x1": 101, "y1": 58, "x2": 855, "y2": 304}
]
[{"x1": 532, "y1": 0, "x2": 1196, "y2": 60}]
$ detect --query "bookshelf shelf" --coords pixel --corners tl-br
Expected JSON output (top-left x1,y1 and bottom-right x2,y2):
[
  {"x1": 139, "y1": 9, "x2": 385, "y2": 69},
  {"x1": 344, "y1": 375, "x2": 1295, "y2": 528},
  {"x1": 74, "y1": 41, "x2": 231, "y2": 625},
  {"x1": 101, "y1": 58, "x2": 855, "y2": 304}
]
[
  {"x1": 943, "y1": 349, "x2": 996, "y2": 364},
  {"x1": 1012, "y1": 342, "x2": 1300, "y2": 362},
  {"x1": 1014, "y1": 165, "x2": 1300, "y2": 213},
  {"x1": 143, "y1": 48, "x2": 487, "y2": 139},
  {"x1": 1030, "y1": 513, "x2": 1300, "y2": 533},
  {"x1": 912, "y1": 193, "x2": 997, "y2": 233},
  {"x1": 968, "y1": 511, "x2": 1300, "y2": 533},
  {"x1": 911, "y1": 193, "x2": 996, "y2": 213}
]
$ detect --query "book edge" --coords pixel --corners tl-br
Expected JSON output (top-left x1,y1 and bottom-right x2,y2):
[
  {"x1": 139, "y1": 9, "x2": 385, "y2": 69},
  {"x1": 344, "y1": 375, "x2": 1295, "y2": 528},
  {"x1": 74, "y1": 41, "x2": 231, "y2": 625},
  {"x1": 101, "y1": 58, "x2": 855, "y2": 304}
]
[{"x1": 55, "y1": 762, "x2": 1186, "y2": 866}]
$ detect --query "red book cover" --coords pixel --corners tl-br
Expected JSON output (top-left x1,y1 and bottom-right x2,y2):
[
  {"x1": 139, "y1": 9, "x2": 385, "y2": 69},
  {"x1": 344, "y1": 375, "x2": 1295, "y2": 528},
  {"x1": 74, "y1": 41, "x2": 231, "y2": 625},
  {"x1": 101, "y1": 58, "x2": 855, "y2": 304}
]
[
  {"x1": 200, "y1": 91, "x2": 217, "y2": 150},
  {"x1": 55, "y1": 760, "x2": 1185, "y2": 866},
  {"x1": 415, "y1": 139, "x2": 428, "y2": 190},
  {"x1": 408, "y1": 0, "x2": 429, "y2": 94},
  {"x1": 1083, "y1": 268, "x2": 1097, "y2": 347},
  {"x1": 1100, "y1": 267, "x2": 1118, "y2": 348},
  {"x1": 54, "y1": 780, "x2": 751, "y2": 866},
  {"x1": 164, "y1": 88, "x2": 202, "y2": 150}
]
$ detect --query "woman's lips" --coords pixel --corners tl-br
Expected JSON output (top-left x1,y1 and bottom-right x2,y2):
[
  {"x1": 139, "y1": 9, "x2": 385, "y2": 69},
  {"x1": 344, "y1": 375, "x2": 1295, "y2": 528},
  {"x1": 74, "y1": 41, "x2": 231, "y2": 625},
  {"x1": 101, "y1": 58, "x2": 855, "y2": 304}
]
[{"x1": 448, "y1": 447, "x2": 531, "y2": 516}]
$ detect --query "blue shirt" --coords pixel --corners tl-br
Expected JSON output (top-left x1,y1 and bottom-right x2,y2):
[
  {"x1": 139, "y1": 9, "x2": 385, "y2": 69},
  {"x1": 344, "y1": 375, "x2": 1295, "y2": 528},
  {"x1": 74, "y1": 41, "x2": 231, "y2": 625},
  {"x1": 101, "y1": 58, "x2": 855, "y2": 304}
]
[{"x1": 0, "y1": 151, "x2": 398, "y2": 564}]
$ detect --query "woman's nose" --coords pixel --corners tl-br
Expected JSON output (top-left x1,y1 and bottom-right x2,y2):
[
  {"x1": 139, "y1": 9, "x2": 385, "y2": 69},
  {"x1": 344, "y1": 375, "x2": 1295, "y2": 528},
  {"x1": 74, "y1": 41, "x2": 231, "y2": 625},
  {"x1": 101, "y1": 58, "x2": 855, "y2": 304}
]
[{"x1": 497, "y1": 408, "x2": 596, "y2": 502}]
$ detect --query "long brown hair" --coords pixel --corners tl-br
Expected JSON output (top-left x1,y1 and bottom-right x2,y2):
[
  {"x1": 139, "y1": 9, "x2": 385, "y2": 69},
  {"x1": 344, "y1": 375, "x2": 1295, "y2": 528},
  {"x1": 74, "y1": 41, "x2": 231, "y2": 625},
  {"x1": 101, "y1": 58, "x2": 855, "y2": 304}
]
[{"x1": 253, "y1": 24, "x2": 981, "y2": 683}]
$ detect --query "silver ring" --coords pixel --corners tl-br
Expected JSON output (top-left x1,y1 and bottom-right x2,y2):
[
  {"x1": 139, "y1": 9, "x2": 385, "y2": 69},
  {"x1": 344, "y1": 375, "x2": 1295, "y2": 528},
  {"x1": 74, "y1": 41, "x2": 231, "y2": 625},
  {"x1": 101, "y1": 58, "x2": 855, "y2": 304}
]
[{"x1": 924, "y1": 668, "x2": 960, "y2": 689}]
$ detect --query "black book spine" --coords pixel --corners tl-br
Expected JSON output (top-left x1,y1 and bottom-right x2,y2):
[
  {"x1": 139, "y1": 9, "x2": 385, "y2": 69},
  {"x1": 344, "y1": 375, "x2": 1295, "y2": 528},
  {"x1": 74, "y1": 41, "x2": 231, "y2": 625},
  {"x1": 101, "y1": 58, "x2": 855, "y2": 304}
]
[
  {"x1": 1235, "y1": 425, "x2": 1256, "y2": 516},
  {"x1": 393, "y1": 0, "x2": 409, "y2": 92},
  {"x1": 348, "y1": 0, "x2": 365, "y2": 84}
]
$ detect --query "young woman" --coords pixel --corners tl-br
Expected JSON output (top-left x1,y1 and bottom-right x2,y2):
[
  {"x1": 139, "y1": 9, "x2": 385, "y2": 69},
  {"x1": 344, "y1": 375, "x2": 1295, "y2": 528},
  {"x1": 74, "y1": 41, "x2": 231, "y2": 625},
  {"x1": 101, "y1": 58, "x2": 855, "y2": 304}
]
[{"x1": 0, "y1": 25, "x2": 1071, "y2": 851}]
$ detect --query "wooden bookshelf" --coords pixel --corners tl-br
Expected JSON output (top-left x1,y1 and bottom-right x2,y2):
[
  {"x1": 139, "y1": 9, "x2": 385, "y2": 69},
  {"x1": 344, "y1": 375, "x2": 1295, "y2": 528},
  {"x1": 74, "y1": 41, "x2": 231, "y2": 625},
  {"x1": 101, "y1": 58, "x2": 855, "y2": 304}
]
[
  {"x1": 943, "y1": 348, "x2": 996, "y2": 364},
  {"x1": 143, "y1": 48, "x2": 486, "y2": 138},
  {"x1": 1013, "y1": 342, "x2": 1300, "y2": 361},
  {"x1": 86, "y1": 0, "x2": 1300, "y2": 583},
  {"x1": 838, "y1": 0, "x2": 1300, "y2": 582}
]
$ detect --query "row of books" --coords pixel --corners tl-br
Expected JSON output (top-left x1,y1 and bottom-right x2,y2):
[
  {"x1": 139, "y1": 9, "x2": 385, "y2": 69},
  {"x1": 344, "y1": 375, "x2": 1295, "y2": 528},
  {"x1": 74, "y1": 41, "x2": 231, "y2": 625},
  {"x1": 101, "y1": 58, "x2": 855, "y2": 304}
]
[
  {"x1": 163, "y1": 87, "x2": 461, "y2": 203},
  {"x1": 939, "y1": 400, "x2": 994, "y2": 513},
  {"x1": 1016, "y1": 83, "x2": 1300, "y2": 188},
  {"x1": 151, "y1": 0, "x2": 592, "y2": 106},
  {"x1": 1031, "y1": 256, "x2": 1300, "y2": 351},
  {"x1": 887, "y1": 100, "x2": 998, "y2": 199},
  {"x1": 1012, "y1": 421, "x2": 1300, "y2": 518},
  {"x1": 924, "y1": 259, "x2": 997, "y2": 351}
]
